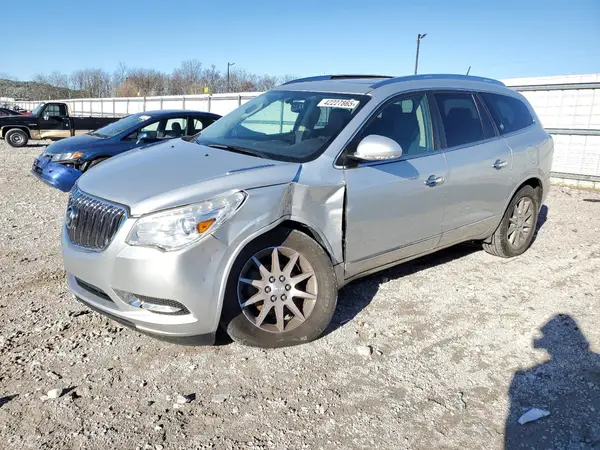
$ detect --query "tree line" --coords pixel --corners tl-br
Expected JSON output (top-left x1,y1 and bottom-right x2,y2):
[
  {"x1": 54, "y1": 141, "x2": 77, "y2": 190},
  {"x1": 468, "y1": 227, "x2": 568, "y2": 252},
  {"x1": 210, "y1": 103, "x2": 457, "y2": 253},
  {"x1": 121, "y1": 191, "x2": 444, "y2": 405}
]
[{"x1": 18, "y1": 60, "x2": 295, "y2": 100}]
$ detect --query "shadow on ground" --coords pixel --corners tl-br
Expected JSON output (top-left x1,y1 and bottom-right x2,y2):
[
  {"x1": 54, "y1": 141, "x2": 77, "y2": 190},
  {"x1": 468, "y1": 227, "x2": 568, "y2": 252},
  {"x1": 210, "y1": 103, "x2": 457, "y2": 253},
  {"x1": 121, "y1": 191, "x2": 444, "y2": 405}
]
[{"x1": 504, "y1": 314, "x2": 600, "y2": 449}]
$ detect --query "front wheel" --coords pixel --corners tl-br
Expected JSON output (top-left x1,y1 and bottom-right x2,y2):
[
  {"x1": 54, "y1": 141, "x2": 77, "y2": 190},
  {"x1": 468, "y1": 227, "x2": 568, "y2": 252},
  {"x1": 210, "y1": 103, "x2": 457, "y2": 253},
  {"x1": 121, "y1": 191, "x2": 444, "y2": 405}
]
[
  {"x1": 483, "y1": 185, "x2": 540, "y2": 258},
  {"x1": 5, "y1": 129, "x2": 28, "y2": 148},
  {"x1": 222, "y1": 229, "x2": 337, "y2": 348}
]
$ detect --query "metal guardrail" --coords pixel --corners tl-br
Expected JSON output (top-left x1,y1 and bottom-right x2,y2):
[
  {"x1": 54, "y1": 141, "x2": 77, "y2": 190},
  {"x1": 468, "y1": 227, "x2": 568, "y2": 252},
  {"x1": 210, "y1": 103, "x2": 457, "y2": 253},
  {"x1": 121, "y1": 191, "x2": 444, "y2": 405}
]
[
  {"x1": 510, "y1": 82, "x2": 600, "y2": 91},
  {"x1": 545, "y1": 128, "x2": 600, "y2": 136}
]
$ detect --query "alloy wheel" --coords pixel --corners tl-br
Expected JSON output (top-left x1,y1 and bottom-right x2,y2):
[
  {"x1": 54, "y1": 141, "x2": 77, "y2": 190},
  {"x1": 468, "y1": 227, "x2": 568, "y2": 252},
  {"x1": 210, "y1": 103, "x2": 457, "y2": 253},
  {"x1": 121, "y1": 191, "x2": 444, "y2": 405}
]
[
  {"x1": 507, "y1": 197, "x2": 535, "y2": 248},
  {"x1": 237, "y1": 246, "x2": 318, "y2": 333}
]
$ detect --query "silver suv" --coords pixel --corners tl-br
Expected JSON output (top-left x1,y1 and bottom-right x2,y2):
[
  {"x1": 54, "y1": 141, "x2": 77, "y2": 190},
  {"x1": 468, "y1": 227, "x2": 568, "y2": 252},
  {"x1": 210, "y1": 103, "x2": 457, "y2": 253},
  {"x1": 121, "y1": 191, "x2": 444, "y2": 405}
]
[{"x1": 61, "y1": 74, "x2": 553, "y2": 348}]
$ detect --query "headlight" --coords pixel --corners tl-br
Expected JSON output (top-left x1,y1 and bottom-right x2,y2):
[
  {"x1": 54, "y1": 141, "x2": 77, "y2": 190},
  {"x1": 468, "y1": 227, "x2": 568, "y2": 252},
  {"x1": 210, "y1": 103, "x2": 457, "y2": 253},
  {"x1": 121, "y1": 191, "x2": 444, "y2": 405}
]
[
  {"x1": 51, "y1": 151, "x2": 84, "y2": 162},
  {"x1": 126, "y1": 190, "x2": 247, "y2": 251}
]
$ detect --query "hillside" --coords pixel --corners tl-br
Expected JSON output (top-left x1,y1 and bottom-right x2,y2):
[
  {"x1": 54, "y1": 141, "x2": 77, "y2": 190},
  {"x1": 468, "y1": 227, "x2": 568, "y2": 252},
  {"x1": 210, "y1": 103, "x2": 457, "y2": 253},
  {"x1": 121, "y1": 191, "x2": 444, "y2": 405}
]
[{"x1": 0, "y1": 79, "x2": 82, "y2": 101}]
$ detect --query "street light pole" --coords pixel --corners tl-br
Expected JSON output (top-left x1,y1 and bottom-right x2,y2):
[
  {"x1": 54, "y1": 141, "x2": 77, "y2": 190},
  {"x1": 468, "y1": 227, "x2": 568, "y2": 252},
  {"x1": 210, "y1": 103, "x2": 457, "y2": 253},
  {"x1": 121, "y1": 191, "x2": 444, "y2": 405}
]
[
  {"x1": 227, "y1": 62, "x2": 235, "y2": 92},
  {"x1": 414, "y1": 33, "x2": 427, "y2": 75}
]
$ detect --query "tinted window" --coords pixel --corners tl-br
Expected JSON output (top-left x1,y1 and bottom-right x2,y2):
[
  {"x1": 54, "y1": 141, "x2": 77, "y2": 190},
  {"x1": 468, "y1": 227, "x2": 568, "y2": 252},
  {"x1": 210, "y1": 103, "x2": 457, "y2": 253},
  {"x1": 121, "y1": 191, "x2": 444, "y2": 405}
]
[
  {"x1": 473, "y1": 95, "x2": 496, "y2": 139},
  {"x1": 435, "y1": 93, "x2": 484, "y2": 148},
  {"x1": 480, "y1": 93, "x2": 534, "y2": 134},
  {"x1": 360, "y1": 93, "x2": 433, "y2": 157}
]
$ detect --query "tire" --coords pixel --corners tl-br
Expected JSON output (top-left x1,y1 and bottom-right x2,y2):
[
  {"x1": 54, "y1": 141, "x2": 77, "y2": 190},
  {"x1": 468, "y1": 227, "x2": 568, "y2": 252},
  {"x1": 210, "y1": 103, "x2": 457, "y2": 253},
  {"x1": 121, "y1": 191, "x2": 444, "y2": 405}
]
[
  {"x1": 483, "y1": 185, "x2": 540, "y2": 258},
  {"x1": 222, "y1": 229, "x2": 337, "y2": 348},
  {"x1": 85, "y1": 157, "x2": 108, "y2": 171},
  {"x1": 5, "y1": 129, "x2": 28, "y2": 148}
]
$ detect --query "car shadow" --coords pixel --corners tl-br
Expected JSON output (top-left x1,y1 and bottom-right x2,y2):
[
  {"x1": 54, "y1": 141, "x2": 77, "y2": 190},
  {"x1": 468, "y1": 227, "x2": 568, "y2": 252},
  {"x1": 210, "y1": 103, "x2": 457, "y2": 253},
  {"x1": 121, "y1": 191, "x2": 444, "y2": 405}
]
[
  {"x1": 504, "y1": 314, "x2": 600, "y2": 448},
  {"x1": 25, "y1": 144, "x2": 48, "y2": 148},
  {"x1": 325, "y1": 243, "x2": 479, "y2": 335},
  {"x1": 0, "y1": 394, "x2": 18, "y2": 408},
  {"x1": 532, "y1": 204, "x2": 549, "y2": 243}
]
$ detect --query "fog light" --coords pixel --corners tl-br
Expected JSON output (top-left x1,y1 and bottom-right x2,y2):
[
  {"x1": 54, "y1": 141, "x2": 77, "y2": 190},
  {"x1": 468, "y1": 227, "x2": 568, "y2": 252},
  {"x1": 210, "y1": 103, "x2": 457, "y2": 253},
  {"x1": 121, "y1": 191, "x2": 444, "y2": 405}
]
[{"x1": 113, "y1": 290, "x2": 189, "y2": 315}]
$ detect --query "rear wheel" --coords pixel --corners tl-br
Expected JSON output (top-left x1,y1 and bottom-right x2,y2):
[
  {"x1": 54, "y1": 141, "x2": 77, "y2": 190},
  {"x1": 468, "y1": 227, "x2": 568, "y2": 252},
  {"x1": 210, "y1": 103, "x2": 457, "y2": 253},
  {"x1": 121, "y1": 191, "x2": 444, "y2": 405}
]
[
  {"x1": 483, "y1": 185, "x2": 539, "y2": 258},
  {"x1": 222, "y1": 229, "x2": 337, "y2": 348},
  {"x1": 5, "y1": 129, "x2": 28, "y2": 148}
]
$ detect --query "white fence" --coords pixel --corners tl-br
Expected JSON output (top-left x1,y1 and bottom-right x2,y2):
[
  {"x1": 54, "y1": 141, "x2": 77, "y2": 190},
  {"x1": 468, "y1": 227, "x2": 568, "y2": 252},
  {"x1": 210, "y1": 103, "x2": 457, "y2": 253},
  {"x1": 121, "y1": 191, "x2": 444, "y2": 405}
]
[
  {"x1": 13, "y1": 92, "x2": 262, "y2": 118},
  {"x1": 13, "y1": 74, "x2": 600, "y2": 181}
]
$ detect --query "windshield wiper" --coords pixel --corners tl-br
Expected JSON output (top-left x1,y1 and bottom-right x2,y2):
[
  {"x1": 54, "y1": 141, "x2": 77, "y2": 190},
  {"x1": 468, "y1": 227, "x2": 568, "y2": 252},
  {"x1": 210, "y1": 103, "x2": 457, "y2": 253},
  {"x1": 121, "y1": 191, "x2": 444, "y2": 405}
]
[{"x1": 205, "y1": 143, "x2": 265, "y2": 159}]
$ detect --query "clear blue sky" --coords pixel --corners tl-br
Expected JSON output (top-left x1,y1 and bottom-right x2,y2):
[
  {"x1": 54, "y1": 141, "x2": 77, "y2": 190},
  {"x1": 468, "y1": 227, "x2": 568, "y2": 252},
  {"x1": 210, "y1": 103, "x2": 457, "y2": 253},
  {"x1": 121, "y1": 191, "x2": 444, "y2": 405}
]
[{"x1": 1, "y1": 0, "x2": 598, "y2": 81}]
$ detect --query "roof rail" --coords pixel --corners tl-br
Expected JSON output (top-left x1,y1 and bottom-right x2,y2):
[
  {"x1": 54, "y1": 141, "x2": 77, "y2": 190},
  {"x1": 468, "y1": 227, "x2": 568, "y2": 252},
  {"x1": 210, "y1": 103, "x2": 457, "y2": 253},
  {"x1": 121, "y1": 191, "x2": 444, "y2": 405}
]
[
  {"x1": 283, "y1": 74, "x2": 394, "y2": 85},
  {"x1": 371, "y1": 74, "x2": 506, "y2": 89}
]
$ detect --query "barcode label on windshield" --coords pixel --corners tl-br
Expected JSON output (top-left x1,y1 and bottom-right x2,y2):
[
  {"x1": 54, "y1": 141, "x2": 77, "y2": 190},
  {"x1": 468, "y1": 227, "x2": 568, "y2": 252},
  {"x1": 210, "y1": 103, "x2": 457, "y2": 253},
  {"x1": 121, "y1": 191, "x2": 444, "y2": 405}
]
[{"x1": 317, "y1": 99, "x2": 360, "y2": 109}]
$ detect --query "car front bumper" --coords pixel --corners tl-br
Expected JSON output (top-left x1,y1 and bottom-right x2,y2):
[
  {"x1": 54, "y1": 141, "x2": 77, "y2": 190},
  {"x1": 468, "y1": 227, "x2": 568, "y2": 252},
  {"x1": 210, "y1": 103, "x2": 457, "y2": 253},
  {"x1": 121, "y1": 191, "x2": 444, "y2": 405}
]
[
  {"x1": 32, "y1": 156, "x2": 82, "y2": 192},
  {"x1": 61, "y1": 220, "x2": 232, "y2": 344}
]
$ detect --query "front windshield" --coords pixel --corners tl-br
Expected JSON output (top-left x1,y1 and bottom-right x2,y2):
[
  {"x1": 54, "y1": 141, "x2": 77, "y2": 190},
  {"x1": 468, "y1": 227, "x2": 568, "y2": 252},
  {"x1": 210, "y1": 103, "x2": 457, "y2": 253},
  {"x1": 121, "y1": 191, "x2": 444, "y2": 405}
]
[
  {"x1": 31, "y1": 104, "x2": 45, "y2": 116},
  {"x1": 90, "y1": 114, "x2": 152, "y2": 138},
  {"x1": 195, "y1": 91, "x2": 369, "y2": 162}
]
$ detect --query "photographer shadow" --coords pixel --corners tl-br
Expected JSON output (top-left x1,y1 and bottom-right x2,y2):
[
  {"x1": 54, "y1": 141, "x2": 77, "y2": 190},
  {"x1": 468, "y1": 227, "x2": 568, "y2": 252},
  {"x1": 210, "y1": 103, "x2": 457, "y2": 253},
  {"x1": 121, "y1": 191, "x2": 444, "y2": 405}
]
[{"x1": 505, "y1": 314, "x2": 600, "y2": 449}]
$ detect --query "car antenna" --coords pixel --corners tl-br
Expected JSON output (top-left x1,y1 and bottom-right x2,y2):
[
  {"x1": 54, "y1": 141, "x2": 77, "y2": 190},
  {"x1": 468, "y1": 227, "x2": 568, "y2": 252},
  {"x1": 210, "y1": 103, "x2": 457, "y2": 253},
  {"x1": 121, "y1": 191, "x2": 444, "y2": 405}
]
[{"x1": 466, "y1": 66, "x2": 471, "y2": 75}]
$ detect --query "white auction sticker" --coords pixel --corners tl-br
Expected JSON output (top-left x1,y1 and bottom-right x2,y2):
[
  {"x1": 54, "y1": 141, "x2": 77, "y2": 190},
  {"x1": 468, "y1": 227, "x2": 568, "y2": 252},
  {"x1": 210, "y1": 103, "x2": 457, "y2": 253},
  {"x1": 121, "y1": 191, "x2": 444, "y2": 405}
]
[{"x1": 317, "y1": 98, "x2": 360, "y2": 109}]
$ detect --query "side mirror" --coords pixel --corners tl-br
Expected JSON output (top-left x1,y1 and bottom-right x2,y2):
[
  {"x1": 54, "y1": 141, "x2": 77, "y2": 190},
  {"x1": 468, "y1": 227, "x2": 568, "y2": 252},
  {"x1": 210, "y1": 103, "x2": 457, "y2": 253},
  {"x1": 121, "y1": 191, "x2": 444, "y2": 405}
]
[
  {"x1": 352, "y1": 134, "x2": 403, "y2": 161},
  {"x1": 136, "y1": 132, "x2": 151, "y2": 145},
  {"x1": 43, "y1": 114, "x2": 49, "y2": 121}
]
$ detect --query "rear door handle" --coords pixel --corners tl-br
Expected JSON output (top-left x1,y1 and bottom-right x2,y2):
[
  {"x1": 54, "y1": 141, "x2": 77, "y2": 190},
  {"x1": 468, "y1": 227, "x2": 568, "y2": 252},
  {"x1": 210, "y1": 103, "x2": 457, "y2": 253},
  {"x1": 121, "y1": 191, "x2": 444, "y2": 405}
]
[
  {"x1": 425, "y1": 175, "x2": 444, "y2": 187},
  {"x1": 493, "y1": 159, "x2": 508, "y2": 169}
]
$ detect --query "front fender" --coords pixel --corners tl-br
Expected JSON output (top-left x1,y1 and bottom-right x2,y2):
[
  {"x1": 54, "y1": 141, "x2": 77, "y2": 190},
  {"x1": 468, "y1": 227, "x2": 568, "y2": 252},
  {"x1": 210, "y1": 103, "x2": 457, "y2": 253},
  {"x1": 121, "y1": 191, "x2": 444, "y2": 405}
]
[{"x1": 208, "y1": 181, "x2": 345, "y2": 332}]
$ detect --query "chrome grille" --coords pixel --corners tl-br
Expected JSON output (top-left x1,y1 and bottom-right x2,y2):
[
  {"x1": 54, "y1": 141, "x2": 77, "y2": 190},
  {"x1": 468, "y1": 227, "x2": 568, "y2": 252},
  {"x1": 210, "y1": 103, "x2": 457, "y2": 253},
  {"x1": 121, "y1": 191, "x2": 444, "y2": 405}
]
[{"x1": 66, "y1": 187, "x2": 127, "y2": 251}]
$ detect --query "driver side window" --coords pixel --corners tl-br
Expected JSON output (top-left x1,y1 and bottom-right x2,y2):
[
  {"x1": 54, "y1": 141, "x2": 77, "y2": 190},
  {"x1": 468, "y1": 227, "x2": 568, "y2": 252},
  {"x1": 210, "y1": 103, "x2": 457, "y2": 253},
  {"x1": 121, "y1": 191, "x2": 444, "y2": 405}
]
[
  {"x1": 125, "y1": 120, "x2": 160, "y2": 141},
  {"x1": 359, "y1": 93, "x2": 433, "y2": 158}
]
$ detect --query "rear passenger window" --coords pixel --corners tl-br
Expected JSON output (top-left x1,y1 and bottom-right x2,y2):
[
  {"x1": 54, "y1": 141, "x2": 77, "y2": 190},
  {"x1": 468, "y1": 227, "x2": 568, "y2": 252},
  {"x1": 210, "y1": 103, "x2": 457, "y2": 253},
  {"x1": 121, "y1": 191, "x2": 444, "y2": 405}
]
[
  {"x1": 480, "y1": 93, "x2": 534, "y2": 134},
  {"x1": 360, "y1": 93, "x2": 433, "y2": 157},
  {"x1": 434, "y1": 93, "x2": 484, "y2": 148}
]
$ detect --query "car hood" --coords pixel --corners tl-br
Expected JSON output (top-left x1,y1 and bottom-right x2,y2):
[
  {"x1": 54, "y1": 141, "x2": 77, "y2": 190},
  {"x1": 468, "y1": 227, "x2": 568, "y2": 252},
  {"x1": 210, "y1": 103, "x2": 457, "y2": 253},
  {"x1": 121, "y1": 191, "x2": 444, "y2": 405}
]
[
  {"x1": 44, "y1": 134, "x2": 108, "y2": 154},
  {"x1": 77, "y1": 139, "x2": 300, "y2": 216}
]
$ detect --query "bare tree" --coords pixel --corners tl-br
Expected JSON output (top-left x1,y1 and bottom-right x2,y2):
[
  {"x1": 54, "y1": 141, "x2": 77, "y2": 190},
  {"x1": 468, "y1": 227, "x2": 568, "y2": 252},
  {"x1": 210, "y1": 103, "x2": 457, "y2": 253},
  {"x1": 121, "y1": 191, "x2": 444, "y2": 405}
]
[
  {"x1": 228, "y1": 68, "x2": 258, "y2": 93},
  {"x1": 201, "y1": 65, "x2": 223, "y2": 94},
  {"x1": 19, "y1": 61, "x2": 296, "y2": 100},
  {"x1": 171, "y1": 59, "x2": 203, "y2": 95},
  {"x1": 255, "y1": 74, "x2": 280, "y2": 91},
  {"x1": 112, "y1": 62, "x2": 129, "y2": 95},
  {"x1": 70, "y1": 69, "x2": 111, "y2": 98},
  {"x1": 118, "y1": 68, "x2": 169, "y2": 96}
]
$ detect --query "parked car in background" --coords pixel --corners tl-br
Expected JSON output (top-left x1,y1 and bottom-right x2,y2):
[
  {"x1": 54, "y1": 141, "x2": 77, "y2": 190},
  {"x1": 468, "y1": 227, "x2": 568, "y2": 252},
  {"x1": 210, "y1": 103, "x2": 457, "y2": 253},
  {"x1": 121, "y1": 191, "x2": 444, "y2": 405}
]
[
  {"x1": 32, "y1": 110, "x2": 220, "y2": 192},
  {"x1": 61, "y1": 74, "x2": 553, "y2": 348},
  {"x1": 0, "y1": 107, "x2": 24, "y2": 116},
  {"x1": 0, "y1": 102, "x2": 120, "y2": 147}
]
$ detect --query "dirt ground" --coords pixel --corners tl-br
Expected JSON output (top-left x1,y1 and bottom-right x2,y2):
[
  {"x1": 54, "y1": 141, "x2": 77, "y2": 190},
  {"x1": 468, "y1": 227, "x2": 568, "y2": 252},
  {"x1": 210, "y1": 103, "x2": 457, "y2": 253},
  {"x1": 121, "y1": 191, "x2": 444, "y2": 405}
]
[{"x1": 1, "y1": 140, "x2": 599, "y2": 450}]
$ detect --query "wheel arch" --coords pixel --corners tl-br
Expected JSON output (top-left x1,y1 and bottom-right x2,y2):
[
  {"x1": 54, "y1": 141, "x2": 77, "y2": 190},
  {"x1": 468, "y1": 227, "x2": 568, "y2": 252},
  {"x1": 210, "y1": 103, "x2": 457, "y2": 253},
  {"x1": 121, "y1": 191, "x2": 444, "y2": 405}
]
[
  {"x1": 212, "y1": 216, "x2": 342, "y2": 331},
  {"x1": 509, "y1": 176, "x2": 544, "y2": 207},
  {"x1": 1, "y1": 126, "x2": 31, "y2": 139}
]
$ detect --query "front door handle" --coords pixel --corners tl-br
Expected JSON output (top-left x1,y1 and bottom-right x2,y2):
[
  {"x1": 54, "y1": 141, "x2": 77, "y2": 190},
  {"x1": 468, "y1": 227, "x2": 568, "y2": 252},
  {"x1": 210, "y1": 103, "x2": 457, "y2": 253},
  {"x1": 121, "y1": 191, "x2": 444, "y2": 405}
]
[
  {"x1": 493, "y1": 159, "x2": 508, "y2": 169},
  {"x1": 425, "y1": 175, "x2": 444, "y2": 187}
]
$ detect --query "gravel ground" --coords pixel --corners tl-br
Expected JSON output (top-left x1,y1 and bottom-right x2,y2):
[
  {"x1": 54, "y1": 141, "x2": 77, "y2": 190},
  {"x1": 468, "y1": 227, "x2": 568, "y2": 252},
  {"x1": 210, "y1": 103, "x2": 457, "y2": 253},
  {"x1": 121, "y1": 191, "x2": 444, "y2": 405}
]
[{"x1": 1, "y1": 140, "x2": 599, "y2": 450}]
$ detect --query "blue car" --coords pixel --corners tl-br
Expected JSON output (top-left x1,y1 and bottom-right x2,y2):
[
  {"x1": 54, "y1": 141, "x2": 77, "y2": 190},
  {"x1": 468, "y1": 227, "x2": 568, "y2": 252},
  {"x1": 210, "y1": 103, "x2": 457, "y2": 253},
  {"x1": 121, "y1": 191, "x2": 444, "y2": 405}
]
[{"x1": 32, "y1": 110, "x2": 221, "y2": 192}]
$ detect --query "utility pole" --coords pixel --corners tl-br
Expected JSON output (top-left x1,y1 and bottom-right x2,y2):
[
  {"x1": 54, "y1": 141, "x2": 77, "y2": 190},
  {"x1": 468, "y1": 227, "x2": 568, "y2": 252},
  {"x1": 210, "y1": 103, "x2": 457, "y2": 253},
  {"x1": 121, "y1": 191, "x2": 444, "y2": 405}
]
[
  {"x1": 227, "y1": 62, "x2": 235, "y2": 92},
  {"x1": 414, "y1": 33, "x2": 427, "y2": 75}
]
